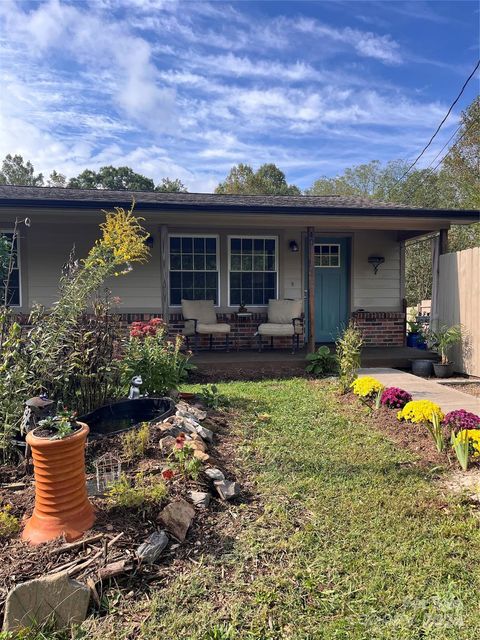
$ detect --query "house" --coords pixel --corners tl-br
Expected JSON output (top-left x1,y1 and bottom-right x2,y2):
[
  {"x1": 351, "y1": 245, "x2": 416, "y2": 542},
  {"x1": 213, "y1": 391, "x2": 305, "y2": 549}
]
[{"x1": 0, "y1": 185, "x2": 477, "y2": 356}]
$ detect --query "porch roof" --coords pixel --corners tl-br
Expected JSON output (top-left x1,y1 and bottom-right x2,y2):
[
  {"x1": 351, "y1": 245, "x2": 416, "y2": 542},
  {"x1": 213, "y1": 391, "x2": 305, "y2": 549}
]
[{"x1": 0, "y1": 185, "x2": 478, "y2": 223}]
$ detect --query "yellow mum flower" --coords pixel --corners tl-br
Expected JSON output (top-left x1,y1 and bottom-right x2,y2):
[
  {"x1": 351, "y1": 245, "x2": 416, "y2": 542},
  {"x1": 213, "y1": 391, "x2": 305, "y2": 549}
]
[
  {"x1": 397, "y1": 400, "x2": 444, "y2": 424},
  {"x1": 351, "y1": 376, "x2": 384, "y2": 398}
]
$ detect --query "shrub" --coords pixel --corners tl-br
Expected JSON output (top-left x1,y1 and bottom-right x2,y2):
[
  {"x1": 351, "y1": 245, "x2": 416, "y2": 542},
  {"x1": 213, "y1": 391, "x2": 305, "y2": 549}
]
[
  {"x1": 121, "y1": 422, "x2": 150, "y2": 462},
  {"x1": 351, "y1": 376, "x2": 384, "y2": 398},
  {"x1": 305, "y1": 345, "x2": 337, "y2": 376},
  {"x1": 380, "y1": 387, "x2": 412, "y2": 410},
  {"x1": 443, "y1": 409, "x2": 480, "y2": 434},
  {"x1": 0, "y1": 504, "x2": 19, "y2": 538},
  {"x1": 336, "y1": 321, "x2": 363, "y2": 393},
  {"x1": 106, "y1": 472, "x2": 167, "y2": 509},
  {"x1": 397, "y1": 400, "x2": 444, "y2": 424},
  {"x1": 122, "y1": 320, "x2": 193, "y2": 396},
  {"x1": 428, "y1": 324, "x2": 462, "y2": 365}
]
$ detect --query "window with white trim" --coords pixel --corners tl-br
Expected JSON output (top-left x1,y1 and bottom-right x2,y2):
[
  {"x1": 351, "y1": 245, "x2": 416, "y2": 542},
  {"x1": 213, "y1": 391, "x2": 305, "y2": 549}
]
[
  {"x1": 0, "y1": 232, "x2": 20, "y2": 306},
  {"x1": 169, "y1": 235, "x2": 219, "y2": 305},
  {"x1": 229, "y1": 237, "x2": 277, "y2": 306},
  {"x1": 314, "y1": 244, "x2": 340, "y2": 268}
]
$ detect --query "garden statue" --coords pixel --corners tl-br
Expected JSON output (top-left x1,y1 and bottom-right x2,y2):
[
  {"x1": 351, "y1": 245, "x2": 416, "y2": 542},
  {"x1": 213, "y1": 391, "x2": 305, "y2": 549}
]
[
  {"x1": 20, "y1": 396, "x2": 55, "y2": 435},
  {"x1": 128, "y1": 375, "x2": 143, "y2": 399}
]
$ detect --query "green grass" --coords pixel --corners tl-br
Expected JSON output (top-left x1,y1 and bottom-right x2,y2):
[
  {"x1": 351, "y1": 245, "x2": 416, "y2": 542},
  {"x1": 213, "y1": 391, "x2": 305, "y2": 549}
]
[{"x1": 83, "y1": 378, "x2": 479, "y2": 640}]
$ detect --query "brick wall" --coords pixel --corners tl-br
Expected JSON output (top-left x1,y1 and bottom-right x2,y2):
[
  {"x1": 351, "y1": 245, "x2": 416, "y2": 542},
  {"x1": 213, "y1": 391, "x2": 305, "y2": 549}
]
[{"x1": 351, "y1": 311, "x2": 405, "y2": 347}]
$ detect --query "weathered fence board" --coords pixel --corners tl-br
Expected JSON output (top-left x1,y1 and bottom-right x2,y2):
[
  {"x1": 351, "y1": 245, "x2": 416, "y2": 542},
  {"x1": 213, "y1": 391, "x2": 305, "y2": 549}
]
[{"x1": 438, "y1": 247, "x2": 480, "y2": 376}]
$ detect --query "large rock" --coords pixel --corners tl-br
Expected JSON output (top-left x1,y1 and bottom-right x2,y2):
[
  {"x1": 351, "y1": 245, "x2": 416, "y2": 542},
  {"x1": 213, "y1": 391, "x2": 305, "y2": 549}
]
[
  {"x1": 205, "y1": 467, "x2": 225, "y2": 481},
  {"x1": 196, "y1": 425, "x2": 214, "y2": 443},
  {"x1": 3, "y1": 571, "x2": 90, "y2": 633},
  {"x1": 157, "y1": 499, "x2": 195, "y2": 542},
  {"x1": 189, "y1": 491, "x2": 211, "y2": 509},
  {"x1": 214, "y1": 479, "x2": 240, "y2": 501},
  {"x1": 136, "y1": 530, "x2": 169, "y2": 564},
  {"x1": 176, "y1": 402, "x2": 207, "y2": 421}
]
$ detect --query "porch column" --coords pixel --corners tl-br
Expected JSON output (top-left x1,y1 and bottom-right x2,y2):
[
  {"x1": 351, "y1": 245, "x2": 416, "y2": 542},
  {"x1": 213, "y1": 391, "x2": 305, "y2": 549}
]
[
  {"x1": 159, "y1": 224, "x2": 169, "y2": 321},
  {"x1": 307, "y1": 226, "x2": 315, "y2": 353},
  {"x1": 431, "y1": 228, "x2": 448, "y2": 331}
]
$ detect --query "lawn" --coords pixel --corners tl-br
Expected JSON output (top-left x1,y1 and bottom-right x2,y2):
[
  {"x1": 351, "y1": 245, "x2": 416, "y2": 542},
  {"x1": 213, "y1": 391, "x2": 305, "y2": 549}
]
[{"x1": 80, "y1": 378, "x2": 479, "y2": 639}]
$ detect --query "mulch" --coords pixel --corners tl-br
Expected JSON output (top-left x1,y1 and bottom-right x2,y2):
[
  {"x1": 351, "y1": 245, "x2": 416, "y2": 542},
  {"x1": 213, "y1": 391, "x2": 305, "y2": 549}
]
[
  {"x1": 337, "y1": 392, "x2": 450, "y2": 467},
  {"x1": 0, "y1": 407, "x2": 262, "y2": 617}
]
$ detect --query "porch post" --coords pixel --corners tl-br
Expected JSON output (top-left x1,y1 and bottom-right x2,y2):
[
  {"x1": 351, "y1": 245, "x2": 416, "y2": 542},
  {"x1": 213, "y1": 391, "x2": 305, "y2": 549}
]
[
  {"x1": 307, "y1": 226, "x2": 315, "y2": 353},
  {"x1": 159, "y1": 224, "x2": 169, "y2": 322},
  {"x1": 431, "y1": 229, "x2": 448, "y2": 331}
]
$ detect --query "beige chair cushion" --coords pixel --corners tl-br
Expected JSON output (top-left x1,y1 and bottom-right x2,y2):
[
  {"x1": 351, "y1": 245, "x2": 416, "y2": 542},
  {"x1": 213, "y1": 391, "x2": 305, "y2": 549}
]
[
  {"x1": 258, "y1": 323, "x2": 294, "y2": 336},
  {"x1": 181, "y1": 299, "x2": 217, "y2": 324},
  {"x1": 268, "y1": 299, "x2": 303, "y2": 324},
  {"x1": 197, "y1": 323, "x2": 231, "y2": 334}
]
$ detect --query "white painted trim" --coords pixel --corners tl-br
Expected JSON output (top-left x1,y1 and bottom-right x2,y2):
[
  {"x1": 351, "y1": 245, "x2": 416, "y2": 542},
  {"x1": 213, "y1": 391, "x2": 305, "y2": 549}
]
[
  {"x1": 168, "y1": 233, "x2": 220, "y2": 308},
  {"x1": 314, "y1": 243, "x2": 341, "y2": 268},
  {"x1": 227, "y1": 235, "x2": 279, "y2": 307},
  {"x1": 0, "y1": 228, "x2": 21, "y2": 307}
]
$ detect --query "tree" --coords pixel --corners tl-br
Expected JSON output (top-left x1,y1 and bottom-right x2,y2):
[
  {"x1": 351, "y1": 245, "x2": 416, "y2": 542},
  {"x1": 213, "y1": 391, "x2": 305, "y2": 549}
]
[
  {"x1": 68, "y1": 166, "x2": 155, "y2": 191},
  {"x1": 155, "y1": 177, "x2": 188, "y2": 192},
  {"x1": 215, "y1": 163, "x2": 300, "y2": 195},
  {"x1": 47, "y1": 170, "x2": 67, "y2": 187},
  {"x1": 0, "y1": 154, "x2": 44, "y2": 186}
]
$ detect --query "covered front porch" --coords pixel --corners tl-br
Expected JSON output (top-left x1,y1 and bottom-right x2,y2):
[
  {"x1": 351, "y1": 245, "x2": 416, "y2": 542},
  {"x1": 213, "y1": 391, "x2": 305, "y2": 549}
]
[{"x1": 190, "y1": 345, "x2": 438, "y2": 379}]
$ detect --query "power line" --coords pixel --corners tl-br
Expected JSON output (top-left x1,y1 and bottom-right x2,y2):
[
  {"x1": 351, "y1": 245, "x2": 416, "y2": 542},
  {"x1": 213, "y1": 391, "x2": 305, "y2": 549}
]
[{"x1": 389, "y1": 58, "x2": 480, "y2": 192}]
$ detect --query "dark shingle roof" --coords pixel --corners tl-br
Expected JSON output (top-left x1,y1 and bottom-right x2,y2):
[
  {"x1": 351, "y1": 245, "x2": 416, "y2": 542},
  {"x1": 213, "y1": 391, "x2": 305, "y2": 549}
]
[{"x1": 0, "y1": 185, "x2": 478, "y2": 220}]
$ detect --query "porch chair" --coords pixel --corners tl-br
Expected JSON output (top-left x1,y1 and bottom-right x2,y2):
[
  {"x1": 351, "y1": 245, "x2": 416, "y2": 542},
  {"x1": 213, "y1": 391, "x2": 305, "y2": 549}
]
[
  {"x1": 256, "y1": 299, "x2": 304, "y2": 353},
  {"x1": 181, "y1": 299, "x2": 231, "y2": 352}
]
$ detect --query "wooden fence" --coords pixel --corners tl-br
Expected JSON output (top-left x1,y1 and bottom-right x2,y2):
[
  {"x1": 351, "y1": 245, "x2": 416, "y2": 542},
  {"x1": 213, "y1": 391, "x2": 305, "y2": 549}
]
[{"x1": 438, "y1": 247, "x2": 480, "y2": 377}]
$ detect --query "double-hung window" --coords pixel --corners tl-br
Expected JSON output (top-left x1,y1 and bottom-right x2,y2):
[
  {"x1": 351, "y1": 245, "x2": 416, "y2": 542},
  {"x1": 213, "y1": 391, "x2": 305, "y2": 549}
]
[
  {"x1": 229, "y1": 236, "x2": 277, "y2": 306},
  {"x1": 169, "y1": 235, "x2": 219, "y2": 305},
  {"x1": 0, "y1": 231, "x2": 20, "y2": 307}
]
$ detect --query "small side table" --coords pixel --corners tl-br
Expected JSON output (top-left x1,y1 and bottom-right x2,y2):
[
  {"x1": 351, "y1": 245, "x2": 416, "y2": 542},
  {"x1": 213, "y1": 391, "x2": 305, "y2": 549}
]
[{"x1": 234, "y1": 312, "x2": 253, "y2": 351}]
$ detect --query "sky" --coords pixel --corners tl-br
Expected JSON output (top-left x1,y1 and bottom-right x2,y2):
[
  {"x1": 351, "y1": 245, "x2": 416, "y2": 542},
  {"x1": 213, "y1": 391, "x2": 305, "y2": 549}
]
[{"x1": 0, "y1": 0, "x2": 478, "y2": 193}]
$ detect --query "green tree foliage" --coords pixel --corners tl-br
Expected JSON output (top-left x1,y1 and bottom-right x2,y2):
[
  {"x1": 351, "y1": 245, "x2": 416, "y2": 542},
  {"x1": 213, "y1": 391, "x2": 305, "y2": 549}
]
[
  {"x1": 47, "y1": 170, "x2": 67, "y2": 187},
  {"x1": 0, "y1": 154, "x2": 44, "y2": 186},
  {"x1": 155, "y1": 177, "x2": 188, "y2": 192},
  {"x1": 216, "y1": 163, "x2": 300, "y2": 195},
  {"x1": 68, "y1": 165, "x2": 155, "y2": 190}
]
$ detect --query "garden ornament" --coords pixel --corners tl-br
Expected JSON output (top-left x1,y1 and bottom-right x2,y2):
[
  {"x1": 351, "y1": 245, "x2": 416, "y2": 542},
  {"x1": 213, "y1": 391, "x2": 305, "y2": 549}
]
[
  {"x1": 20, "y1": 396, "x2": 55, "y2": 435},
  {"x1": 128, "y1": 375, "x2": 143, "y2": 399}
]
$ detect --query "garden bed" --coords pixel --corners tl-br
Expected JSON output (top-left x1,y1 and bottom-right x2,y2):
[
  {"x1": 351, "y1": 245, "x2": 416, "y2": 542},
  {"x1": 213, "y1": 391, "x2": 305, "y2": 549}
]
[{"x1": 0, "y1": 401, "x2": 257, "y2": 621}]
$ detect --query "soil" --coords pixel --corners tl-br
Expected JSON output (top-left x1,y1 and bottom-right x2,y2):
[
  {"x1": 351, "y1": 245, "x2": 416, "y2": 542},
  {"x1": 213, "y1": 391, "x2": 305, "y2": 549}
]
[
  {"x1": 443, "y1": 382, "x2": 480, "y2": 399},
  {"x1": 338, "y1": 392, "x2": 451, "y2": 467},
  {"x1": 32, "y1": 421, "x2": 83, "y2": 439},
  {"x1": 0, "y1": 406, "x2": 261, "y2": 617}
]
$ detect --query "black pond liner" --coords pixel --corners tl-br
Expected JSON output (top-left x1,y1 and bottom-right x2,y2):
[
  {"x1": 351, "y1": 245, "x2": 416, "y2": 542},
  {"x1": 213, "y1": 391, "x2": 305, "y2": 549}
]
[{"x1": 78, "y1": 397, "x2": 175, "y2": 439}]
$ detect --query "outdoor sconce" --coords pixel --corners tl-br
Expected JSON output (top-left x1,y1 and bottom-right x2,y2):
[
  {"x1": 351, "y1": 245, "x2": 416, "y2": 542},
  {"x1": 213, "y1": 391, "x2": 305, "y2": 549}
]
[
  {"x1": 368, "y1": 255, "x2": 385, "y2": 275},
  {"x1": 145, "y1": 234, "x2": 154, "y2": 249},
  {"x1": 289, "y1": 240, "x2": 299, "y2": 252}
]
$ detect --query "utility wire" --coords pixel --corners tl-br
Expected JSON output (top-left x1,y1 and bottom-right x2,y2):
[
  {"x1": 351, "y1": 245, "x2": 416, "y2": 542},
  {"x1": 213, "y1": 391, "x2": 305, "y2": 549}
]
[{"x1": 389, "y1": 58, "x2": 480, "y2": 193}]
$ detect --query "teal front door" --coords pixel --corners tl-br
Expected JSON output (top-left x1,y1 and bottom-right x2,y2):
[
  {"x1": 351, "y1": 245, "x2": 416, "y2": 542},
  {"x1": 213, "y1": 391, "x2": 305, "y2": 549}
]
[{"x1": 309, "y1": 237, "x2": 349, "y2": 342}]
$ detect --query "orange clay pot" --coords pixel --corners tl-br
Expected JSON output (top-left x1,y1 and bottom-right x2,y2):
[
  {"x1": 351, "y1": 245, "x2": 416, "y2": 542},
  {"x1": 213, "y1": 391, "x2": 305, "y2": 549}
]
[{"x1": 22, "y1": 422, "x2": 95, "y2": 545}]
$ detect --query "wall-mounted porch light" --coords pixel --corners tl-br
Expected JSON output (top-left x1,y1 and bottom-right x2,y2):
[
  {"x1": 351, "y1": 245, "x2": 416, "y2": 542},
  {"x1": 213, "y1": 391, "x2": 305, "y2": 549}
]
[
  {"x1": 368, "y1": 255, "x2": 385, "y2": 275},
  {"x1": 289, "y1": 240, "x2": 299, "y2": 252}
]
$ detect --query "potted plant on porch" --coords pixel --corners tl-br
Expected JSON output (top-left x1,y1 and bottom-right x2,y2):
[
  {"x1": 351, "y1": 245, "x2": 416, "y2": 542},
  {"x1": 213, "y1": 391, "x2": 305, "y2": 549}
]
[
  {"x1": 406, "y1": 320, "x2": 423, "y2": 348},
  {"x1": 428, "y1": 324, "x2": 462, "y2": 378},
  {"x1": 22, "y1": 407, "x2": 95, "y2": 545}
]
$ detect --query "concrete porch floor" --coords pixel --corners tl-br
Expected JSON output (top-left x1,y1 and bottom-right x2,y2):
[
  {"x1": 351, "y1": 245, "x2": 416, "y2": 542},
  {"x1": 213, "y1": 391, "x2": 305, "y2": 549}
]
[{"x1": 192, "y1": 345, "x2": 438, "y2": 373}]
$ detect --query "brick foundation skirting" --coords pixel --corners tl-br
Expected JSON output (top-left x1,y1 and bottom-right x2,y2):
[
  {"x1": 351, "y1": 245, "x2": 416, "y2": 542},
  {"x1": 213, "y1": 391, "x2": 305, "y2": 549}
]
[{"x1": 351, "y1": 311, "x2": 405, "y2": 347}]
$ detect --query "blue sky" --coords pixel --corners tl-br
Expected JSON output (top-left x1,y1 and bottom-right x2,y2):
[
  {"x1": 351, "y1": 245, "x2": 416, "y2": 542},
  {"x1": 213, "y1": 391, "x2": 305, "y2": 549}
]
[{"x1": 0, "y1": 0, "x2": 478, "y2": 192}]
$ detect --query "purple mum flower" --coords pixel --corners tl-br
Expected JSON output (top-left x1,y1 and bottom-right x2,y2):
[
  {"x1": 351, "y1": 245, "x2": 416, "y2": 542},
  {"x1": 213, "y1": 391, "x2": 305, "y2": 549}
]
[
  {"x1": 443, "y1": 409, "x2": 480, "y2": 433},
  {"x1": 380, "y1": 387, "x2": 413, "y2": 409}
]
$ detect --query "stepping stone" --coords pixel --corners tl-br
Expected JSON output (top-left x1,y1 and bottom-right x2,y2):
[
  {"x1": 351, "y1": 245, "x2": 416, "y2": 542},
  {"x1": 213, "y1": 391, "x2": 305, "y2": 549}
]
[
  {"x1": 3, "y1": 571, "x2": 90, "y2": 633},
  {"x1": 157, "y1": 499, "x2": 195, "y2": 542},
  {"x1": 214, "y1": 479, "x2": 240, "y2": 501},
  {"x1": 136, "y1": 530, "x2": 169, "y2": 564},
  {"x1": 189, "y1": 491, "x2": 211, "y2": 509}
]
